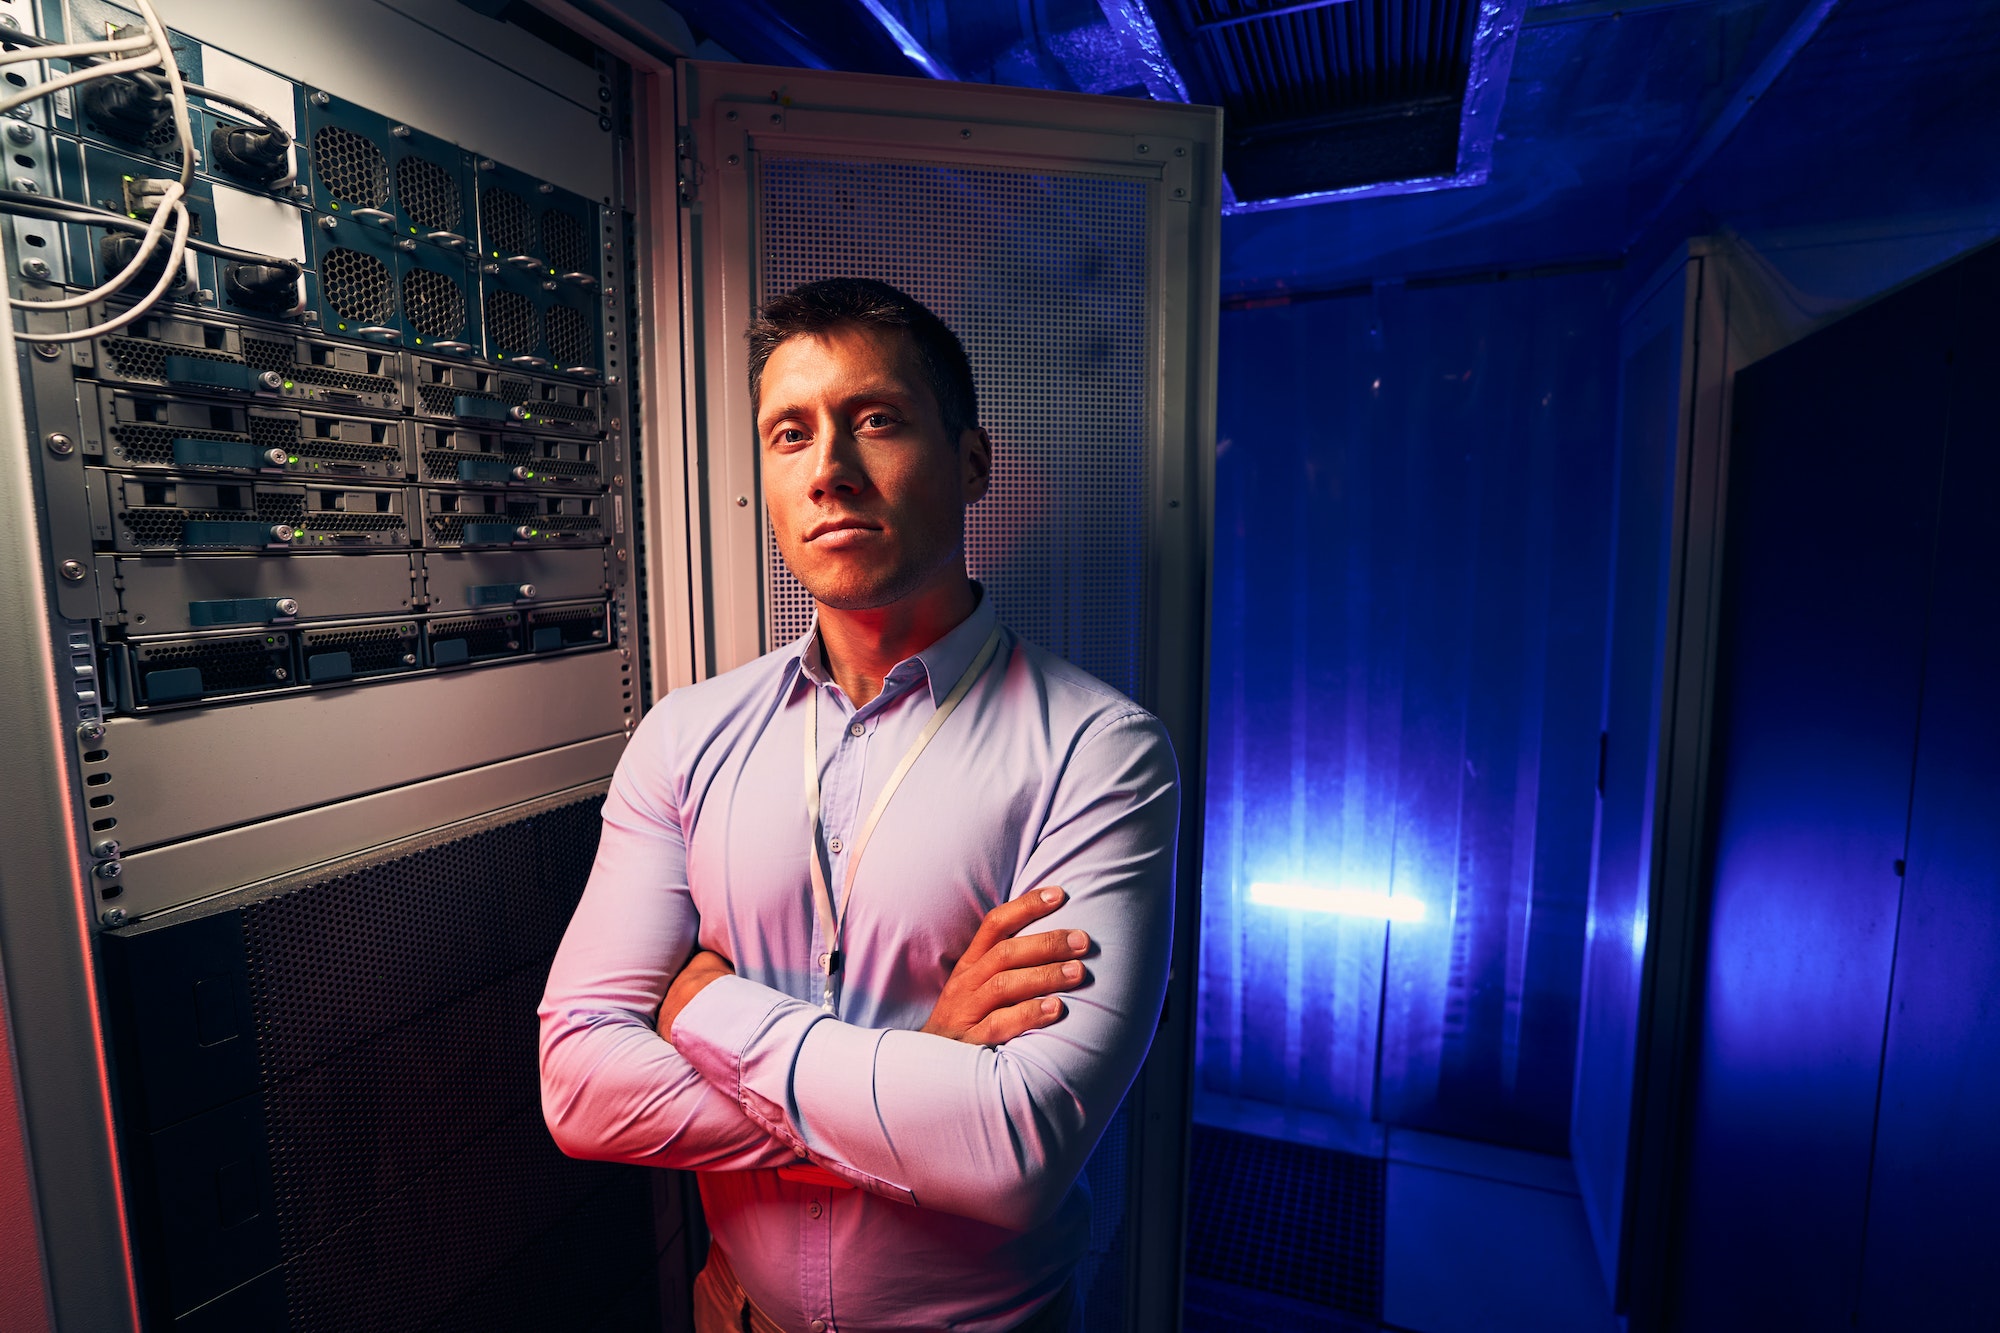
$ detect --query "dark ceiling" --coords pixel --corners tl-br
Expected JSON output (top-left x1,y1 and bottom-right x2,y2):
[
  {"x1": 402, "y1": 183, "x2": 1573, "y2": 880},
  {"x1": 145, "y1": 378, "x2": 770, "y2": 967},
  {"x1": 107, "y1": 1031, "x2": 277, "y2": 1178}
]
[{"x1": 649, "y1": 0, "x2": 2000, "y2": 295}]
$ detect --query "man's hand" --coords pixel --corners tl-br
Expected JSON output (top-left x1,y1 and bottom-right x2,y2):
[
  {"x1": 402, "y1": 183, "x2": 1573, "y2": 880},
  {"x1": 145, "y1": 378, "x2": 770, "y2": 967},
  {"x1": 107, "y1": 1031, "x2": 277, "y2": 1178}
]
[
  {"x1": 922, "y1": 886, "x2": 1093, "y2": 1046},
  {"x1": 655, "y1": 948, "x2": 734, "y2": 1041}
]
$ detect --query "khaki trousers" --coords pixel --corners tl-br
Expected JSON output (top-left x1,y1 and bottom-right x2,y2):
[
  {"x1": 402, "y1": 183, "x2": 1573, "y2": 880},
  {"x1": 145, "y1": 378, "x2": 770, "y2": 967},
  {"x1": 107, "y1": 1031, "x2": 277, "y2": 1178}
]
[{"x1": 690, "y1": 1245, "x2": 1075, "y2": 1333}]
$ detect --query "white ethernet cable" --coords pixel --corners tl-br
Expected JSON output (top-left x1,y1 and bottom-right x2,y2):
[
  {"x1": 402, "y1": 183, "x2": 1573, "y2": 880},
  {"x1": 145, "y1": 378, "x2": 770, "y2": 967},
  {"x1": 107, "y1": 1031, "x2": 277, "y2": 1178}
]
[{"x1": 4, "y1": 0, "x2": 197, "y2": 342}]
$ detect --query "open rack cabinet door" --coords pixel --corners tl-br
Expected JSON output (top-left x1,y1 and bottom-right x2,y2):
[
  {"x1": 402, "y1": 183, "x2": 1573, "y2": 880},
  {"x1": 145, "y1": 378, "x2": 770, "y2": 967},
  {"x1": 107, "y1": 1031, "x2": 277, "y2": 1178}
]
[{"x1": 672, "y1": 60, "x2": 1221, "y2": 1332}]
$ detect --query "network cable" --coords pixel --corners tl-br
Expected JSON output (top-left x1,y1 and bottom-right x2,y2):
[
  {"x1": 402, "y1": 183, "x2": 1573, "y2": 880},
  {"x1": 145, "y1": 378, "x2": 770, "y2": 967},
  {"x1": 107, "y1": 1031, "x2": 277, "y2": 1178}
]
[{"x1": 3, "y1": 0, "x2": 195, "y2": 342}]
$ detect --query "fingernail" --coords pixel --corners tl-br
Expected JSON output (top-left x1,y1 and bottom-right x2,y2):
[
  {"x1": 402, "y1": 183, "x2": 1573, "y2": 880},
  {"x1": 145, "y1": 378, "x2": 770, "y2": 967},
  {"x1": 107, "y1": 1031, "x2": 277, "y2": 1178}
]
[
  {"x1": 1062, "y1": 961, "x2": 1083, "y2": 981},
  {"x1": 1041, "y1": 998, "x2": 1061, "y2": 1017},
  {"x1": 1041, "y1": 887, "x2": 1062, "y2": 904},
  {"x1": 1067, "y1": 930, "x2": 1088, "y2": 952}
]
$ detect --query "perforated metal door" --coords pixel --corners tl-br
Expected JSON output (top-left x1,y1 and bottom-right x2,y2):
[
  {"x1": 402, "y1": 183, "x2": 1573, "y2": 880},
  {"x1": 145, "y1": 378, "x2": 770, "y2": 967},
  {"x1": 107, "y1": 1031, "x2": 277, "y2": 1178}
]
[
  {"x1": 674, "y1": 67, "x2": 1219, "y2": 1333},
  {"x1": 754, "y1": 151, "x2": 1155, "y2": 1328},
  {"x1": 757, "y1": 156, "x2": 1152, "y2": 699}
]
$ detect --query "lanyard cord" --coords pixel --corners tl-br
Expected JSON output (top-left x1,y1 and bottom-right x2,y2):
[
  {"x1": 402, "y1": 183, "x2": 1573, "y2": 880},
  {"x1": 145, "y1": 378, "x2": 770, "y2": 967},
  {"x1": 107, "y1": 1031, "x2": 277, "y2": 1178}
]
[{"x1": 803, "y1": 624, "x2": 1005, "y2": 1008}]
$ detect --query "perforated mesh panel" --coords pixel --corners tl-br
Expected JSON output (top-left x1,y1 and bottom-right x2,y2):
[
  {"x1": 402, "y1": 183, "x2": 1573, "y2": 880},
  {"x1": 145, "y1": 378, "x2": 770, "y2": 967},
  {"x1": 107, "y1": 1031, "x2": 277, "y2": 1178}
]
[
  {"x1": 313, "y1": 126, "x2": 388, "y2": 208},
  {"x1": 758, "y1": 156, "x2": 1152, "y2": 698},
  {"x1": 396, "y1": 155, "x2": 461, "y2": 231},
  {"x1": 485, "y1": 289, "x2": 537, "y2": 355},
  {"x1": 480, "y1": 186, "x2": 532, "y2": 255},
  {"x1": 215, "y1": 796, "x2": 655, "y2": 1331},
  {"x1": 545, "y1": 303, "x2": 590, "y2": 369},
  {"x1": 1185, "y1": 1126, "x2": 1385, "y2": 1321},
  {"x1": 322, "y1": 248, "x2": 393, "y2": 324},
  {"x1": 758, "y1": 154, "x2": 1155, "y2": 1327},
  {"x1": 540, "y1": 207, "x2": 587, "y2": 273},
  {"x1": 402, "y1": 267, "x2": 466, "y2": 339}
]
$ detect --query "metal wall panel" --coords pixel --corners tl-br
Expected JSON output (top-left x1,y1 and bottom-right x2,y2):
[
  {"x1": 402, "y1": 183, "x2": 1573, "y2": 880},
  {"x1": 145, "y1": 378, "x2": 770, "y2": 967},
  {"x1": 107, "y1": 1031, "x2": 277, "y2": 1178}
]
[
  {"x1": 1198, "y1": 271, "x2": 1617, "y2": 1152},
  {"x1": 1668, "y1": 260, "x2": 1955, "y2": 1332}
]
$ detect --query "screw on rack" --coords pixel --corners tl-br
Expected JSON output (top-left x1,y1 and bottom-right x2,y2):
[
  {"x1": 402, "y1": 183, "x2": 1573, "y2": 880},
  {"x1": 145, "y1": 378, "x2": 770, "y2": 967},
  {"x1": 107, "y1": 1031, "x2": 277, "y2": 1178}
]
[
  {"x1": 100, "y1": 908, "x2": 128, "y2": 928},
  {"x1": 45, "y1": 432, "x2": 73, "y2": 456},
  {"x1": 59, "y1": 560, "x2": 86, "y2": 581},
  {"x1": 77, "y1": 720, "x2": 105, "y2": 744},
  {"x1": 20, "y1": 257, "x2": 49, "y2": 278},
  {"x1": 6, "y1": 124, "x2": 33, "y2": 146}
]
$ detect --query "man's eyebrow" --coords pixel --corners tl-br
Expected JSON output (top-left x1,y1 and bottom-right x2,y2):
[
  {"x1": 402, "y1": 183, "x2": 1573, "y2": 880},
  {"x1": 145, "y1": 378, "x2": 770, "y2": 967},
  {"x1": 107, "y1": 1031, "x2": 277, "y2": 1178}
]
[
  {"x1": 758, "y1": 403, "x2": 808, "y2": 432},
  {"x1": 843, "y1": 384, "x2": 915, "y2": 403}
]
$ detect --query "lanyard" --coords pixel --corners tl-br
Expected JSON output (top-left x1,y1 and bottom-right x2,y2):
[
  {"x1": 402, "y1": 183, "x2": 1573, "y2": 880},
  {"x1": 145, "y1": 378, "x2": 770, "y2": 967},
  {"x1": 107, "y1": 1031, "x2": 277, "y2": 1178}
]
[{"x1": 803, "y1": 624, "x2": 1004, "y2": 1011}]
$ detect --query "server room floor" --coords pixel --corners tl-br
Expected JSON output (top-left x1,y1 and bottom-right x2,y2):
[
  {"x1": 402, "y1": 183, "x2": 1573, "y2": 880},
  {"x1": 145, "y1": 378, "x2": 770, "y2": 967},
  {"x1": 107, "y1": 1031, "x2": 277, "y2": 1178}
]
[{"x1": 1184, "y1": 1118, "x2": 1617, "y2": 1333}]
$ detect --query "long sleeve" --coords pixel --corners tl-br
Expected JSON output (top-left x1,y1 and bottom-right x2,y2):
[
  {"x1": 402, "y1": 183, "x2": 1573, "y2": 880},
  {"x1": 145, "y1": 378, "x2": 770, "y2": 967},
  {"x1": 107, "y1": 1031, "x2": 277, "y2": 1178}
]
[
  {"x1": 669, "y1": 712, "x2": 1180, "y2": 1231},
  {"x1": 538, "y1": 701, "x2": 797, "y2": 1171}
]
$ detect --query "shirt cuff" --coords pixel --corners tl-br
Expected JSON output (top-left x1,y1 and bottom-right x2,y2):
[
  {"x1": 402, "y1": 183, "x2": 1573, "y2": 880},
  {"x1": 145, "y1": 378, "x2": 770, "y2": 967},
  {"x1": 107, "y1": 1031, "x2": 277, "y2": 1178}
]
[{"x1": 670, "y1": 974, "x2": 816, "y2": 1153}]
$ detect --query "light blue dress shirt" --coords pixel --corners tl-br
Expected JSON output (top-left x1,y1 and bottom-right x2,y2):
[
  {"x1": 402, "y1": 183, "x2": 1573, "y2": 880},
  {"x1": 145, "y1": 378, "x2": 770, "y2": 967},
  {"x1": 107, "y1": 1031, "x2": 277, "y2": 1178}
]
[{"x1": 539, "y1": 590, "x2": 1179, "y2": 1333}]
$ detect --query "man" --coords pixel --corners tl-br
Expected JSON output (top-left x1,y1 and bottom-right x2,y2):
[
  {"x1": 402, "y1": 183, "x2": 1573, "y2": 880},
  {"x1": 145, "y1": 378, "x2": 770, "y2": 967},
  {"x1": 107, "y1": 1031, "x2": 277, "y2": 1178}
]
[{"x1": 539, "y1": 278, "x2": 1179, "y2": 1333}]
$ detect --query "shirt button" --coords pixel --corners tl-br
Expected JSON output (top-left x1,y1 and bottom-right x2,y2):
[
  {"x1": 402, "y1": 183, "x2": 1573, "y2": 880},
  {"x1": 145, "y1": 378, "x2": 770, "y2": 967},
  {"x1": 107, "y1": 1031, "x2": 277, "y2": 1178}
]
[
  {"x1": 811, "y1": 1322, "x2": 828, "y2": 1333},
  {"x1": 828, "y1": 836, "x2": 843, "y2": 854},
  {"x1": 848, "y1": 721, "x2": 865, "y2": 738},
  {"x1": 808, "y1": 1201, "x2": 822, "y2": 1219}
]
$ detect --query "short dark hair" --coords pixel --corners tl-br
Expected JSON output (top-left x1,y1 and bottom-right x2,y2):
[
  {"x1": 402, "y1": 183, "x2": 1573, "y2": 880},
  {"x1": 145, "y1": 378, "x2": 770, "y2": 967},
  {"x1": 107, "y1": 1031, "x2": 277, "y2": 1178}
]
[{"x1": 746, "y1": 278, "x2": 979, "y2": 440}]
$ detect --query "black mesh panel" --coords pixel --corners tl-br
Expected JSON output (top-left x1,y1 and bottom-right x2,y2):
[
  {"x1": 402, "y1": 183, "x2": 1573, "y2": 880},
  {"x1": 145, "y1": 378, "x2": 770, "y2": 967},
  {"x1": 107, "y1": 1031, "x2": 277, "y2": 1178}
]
[{"x1": 110, "y1": 794, "x2": 656, "y2": 1331}]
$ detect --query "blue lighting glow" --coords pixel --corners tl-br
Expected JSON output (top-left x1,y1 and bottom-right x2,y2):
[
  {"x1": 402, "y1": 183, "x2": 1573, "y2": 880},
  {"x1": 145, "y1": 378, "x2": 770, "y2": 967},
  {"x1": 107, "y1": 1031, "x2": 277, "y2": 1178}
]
[
  {"x1": 1248, "y1": 882, "x2": 1427, "y2": 923},
  {"x1": 852, "y1": 0, "x2": 959, "y2": 82}
]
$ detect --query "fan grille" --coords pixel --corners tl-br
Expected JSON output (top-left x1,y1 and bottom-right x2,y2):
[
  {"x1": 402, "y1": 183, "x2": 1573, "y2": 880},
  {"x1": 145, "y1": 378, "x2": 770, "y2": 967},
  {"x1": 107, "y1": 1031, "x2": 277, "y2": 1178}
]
[
  {"x1": 313, "y1": 126, "x2": 388, "y2": 209},
  {"x1": 403, "y1": 267, "x2": 466, "y2": 339},
  {"x1": 322, "y1": 248, "x2": 393, "y2": 325},
  {"x1": 396, "y1": 156, "x2": 461, "y2": 231}
]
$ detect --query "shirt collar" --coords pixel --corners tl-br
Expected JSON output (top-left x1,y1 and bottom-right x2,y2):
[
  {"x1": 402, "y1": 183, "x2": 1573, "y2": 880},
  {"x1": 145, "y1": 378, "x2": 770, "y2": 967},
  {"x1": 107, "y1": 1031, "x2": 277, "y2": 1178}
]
[{"x1": 788, "y1": 582, "x2": 996, "y2": 708}]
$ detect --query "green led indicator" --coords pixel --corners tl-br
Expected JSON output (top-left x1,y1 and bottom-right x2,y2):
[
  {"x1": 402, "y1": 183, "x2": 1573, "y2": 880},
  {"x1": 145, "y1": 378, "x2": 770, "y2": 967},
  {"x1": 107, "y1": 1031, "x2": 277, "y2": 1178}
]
[
  {"x1": 288, "y1": 455, "x2": 299, "y2": 464},
  {"x1": 282, "y1": 380, "x2": 294, "y2": 389},
  {"x1": 329, "y1": 201, "x2": 340, "y2": 210},
  {"x1": 415, "y1": 337, "x2": 424, "y2": 345},
  {"x1": 409, "y1": 226, "x2": 417, "y2": 234}
]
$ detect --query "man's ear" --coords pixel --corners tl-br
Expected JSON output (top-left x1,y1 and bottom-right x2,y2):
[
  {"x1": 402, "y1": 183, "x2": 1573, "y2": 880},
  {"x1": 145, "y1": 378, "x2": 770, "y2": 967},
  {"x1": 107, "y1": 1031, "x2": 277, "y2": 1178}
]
[{"x1": 960, "y1": 426, "x2": 992, "y2": 504}]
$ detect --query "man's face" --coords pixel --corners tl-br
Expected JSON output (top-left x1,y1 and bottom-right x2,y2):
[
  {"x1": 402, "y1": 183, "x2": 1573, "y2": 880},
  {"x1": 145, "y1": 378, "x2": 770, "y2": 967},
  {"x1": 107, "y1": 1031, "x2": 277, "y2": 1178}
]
[{"x1": 758, "y1": 323, "x2": 989, "y2": 611}]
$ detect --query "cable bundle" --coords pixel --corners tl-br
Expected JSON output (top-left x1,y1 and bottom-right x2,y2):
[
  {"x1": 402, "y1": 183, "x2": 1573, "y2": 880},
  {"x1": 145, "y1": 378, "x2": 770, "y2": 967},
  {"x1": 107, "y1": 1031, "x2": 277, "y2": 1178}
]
[{"x1": 1, "y1": 0, "x2": 295, "y2": 343}]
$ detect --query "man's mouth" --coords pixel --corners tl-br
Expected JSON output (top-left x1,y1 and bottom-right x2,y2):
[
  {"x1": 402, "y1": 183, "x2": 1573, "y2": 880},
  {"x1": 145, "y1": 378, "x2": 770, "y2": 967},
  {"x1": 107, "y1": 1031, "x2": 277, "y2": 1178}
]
[{"x1": 804, "y1": 517, "x2": 882, "y2": 543}]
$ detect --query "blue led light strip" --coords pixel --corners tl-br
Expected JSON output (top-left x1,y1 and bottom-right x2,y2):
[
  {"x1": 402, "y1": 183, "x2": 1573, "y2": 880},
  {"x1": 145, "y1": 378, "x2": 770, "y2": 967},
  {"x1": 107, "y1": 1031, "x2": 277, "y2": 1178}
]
[{"x1": 1247, "y1": 882, "x2": 1427, "y2": 922}]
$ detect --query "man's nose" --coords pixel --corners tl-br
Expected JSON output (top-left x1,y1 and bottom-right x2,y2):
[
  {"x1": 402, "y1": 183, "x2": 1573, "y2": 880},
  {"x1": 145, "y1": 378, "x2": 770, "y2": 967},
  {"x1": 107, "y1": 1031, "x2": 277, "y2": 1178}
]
[{"x1": 807, "y1": 428, "x2": 867, "y2": 500}]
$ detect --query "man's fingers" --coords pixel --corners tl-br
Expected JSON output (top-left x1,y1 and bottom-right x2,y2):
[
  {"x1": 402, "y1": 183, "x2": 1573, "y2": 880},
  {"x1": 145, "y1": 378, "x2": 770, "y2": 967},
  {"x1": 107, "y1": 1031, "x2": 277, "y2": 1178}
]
[
  {"x1": 976, "y1": 958, "x2": 1088, "y2": 1011},
  {"x1": 972, "y1": 926, "x2": 1091, "y2": 986},
  {"x1": 958, "y1": 887, "x2": 1069, "y2": 973},
  {"x1": 966, "y1": 996, "x2": 1067, "y2": 1047}
]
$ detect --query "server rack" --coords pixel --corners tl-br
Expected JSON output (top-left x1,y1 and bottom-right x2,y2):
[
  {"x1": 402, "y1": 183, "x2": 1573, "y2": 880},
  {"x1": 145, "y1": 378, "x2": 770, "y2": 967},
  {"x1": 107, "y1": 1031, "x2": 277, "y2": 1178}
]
[{"x1": 0, "y1": 1, "x2": 658, "y2": 1327}]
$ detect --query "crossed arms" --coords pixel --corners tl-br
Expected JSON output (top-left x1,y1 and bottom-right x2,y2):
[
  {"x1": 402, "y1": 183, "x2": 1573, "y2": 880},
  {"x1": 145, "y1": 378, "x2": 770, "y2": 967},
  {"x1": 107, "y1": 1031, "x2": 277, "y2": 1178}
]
[{"x1": 536, "y1": 707, "x2": 1179, "y2": 1231}]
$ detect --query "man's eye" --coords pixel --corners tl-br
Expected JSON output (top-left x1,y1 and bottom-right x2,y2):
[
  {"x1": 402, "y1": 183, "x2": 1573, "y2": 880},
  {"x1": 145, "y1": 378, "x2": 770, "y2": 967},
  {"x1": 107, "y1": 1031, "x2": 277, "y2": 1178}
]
[
  {"x1": 777, "y1": 427, "x2": 807, "y2": 445},
  {"x1": 861, "y1": 412, "x2": 897, "y2": 429}
]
